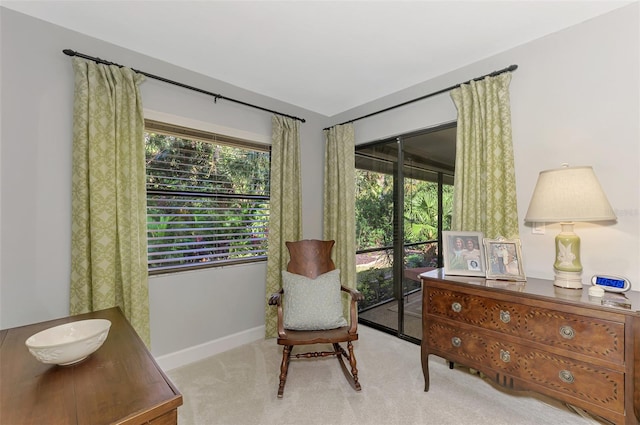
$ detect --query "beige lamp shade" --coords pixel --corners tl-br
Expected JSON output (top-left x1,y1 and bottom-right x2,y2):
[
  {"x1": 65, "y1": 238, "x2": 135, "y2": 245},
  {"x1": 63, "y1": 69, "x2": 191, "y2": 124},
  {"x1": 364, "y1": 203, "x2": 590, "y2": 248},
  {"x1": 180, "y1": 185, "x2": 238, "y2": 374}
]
[
  {"x1": 524, "y1": 165, "x2": 616, "y2": 223},
  {"x1": 525, "y1": 164, "x2": 616, "y2": 289}
]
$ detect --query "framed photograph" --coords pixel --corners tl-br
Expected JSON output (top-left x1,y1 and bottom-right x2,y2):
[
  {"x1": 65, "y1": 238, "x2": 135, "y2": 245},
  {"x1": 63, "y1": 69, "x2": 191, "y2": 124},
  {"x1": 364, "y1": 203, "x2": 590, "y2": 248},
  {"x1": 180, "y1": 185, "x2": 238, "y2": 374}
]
[
  {"x1": 442, "y1": 231, "x2": 486, "y2": 277},
  {"x1": 483, "y1": 237, "x2": 526, "y2": 281}
]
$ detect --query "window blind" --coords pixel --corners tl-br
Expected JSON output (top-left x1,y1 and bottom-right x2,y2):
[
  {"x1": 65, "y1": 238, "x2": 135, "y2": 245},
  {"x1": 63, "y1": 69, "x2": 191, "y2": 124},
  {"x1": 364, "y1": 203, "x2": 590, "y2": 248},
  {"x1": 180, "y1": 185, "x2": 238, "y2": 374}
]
[{"x1": 145, "y1": 122, "x2": 270, "y2": 273}]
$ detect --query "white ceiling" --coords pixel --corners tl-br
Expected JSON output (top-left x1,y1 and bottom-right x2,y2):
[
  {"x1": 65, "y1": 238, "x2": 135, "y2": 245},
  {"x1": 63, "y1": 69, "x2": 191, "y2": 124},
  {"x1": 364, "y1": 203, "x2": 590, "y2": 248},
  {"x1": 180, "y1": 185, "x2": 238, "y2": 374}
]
[{"x1": 2, "y1": 0, "x2": 632, "y2": 116}]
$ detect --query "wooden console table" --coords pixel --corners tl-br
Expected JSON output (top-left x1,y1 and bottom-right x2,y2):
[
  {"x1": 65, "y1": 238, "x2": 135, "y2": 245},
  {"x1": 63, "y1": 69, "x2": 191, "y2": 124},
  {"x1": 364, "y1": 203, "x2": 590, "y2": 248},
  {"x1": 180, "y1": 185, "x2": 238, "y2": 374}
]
[
  {"x1": 0, "y1": 307, "x2": 182, "y2": 425},
  {"x1": 420, "y1": 269, "x2": 640, "y2": 425}
]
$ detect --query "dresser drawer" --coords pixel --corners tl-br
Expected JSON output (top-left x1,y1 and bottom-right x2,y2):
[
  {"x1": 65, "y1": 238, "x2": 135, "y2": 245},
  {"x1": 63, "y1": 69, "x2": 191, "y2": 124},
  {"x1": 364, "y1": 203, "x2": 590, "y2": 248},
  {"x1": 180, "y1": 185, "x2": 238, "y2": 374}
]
[
  {"x1": 425, "y1": 319, "x2": 625, "y2": 413},
  {"x1": 425, "y1": 287, "x2": 625, "y2": 363}
]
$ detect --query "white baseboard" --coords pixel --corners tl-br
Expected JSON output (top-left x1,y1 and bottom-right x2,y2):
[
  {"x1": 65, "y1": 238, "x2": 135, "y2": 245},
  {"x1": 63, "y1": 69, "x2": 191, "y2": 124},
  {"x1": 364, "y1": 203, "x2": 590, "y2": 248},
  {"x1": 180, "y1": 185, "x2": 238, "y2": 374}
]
[{"x1": 155, "y1": 325, "x2": 265, "y2": 371}]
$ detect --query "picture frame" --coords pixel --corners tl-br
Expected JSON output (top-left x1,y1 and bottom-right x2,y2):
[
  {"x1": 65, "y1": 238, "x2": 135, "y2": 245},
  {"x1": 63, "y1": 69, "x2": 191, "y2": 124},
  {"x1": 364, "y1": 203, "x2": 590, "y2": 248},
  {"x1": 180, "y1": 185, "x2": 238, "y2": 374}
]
[
  {"x1": 483, "y1": 237, "x2": 526, "y2": 281},
  {"x1": 442, "y1": 231, "x2": 486, "y2": 277}
]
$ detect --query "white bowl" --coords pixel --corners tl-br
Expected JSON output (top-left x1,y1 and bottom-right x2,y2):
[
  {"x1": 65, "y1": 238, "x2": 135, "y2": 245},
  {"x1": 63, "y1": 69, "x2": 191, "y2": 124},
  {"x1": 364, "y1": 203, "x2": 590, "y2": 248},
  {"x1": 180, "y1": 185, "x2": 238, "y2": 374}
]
[{"x1": 25, "y1": 319, "x2": 111, "y2": 366}]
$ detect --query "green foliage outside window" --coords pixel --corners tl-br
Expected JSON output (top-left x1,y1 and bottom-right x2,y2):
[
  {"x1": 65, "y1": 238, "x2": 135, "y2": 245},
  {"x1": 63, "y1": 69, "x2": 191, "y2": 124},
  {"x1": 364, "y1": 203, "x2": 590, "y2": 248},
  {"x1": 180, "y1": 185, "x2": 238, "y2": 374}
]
[
  {"x1": 355, "y1": 171, "x2": 394, "y2": 249},
  {"x1": 355, "y1": 169, "x2": 454, "y2": 310},
  {"x1": 145, "y1": 130, "x2": 270, "y2": 273}
]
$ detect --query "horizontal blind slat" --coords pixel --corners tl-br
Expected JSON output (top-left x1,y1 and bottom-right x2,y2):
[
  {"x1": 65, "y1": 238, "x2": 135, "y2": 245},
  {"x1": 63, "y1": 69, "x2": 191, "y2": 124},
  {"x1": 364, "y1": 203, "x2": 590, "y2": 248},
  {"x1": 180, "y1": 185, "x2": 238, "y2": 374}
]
[{"x1": 145, "y1": 123, "x2": 270, "y2": 273}]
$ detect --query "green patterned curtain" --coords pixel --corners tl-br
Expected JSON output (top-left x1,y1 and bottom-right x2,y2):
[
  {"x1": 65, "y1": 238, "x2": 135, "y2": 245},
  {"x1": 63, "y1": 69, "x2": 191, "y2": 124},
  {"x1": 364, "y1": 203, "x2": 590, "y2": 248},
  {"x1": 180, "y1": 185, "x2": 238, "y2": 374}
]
[
  {"x1": 450, "y1": 73, "x2": 519, "y2": 239},
  {"x1": 265, "y1": 115, "x2": 302, "y2": 338},
  {"x1": 70, "y1": 58, "x2": 150, "y2": 346},
  {"x1": 323, "y1": 124, "x2": 356, "y2": 319}
]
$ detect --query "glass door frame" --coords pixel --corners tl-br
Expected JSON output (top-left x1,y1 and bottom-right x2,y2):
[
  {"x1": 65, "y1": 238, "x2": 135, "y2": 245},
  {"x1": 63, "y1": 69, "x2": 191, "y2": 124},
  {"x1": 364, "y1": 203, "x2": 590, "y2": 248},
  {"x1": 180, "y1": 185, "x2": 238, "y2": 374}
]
[{"x1": 356, "y1": 123, "x2": 455, "y2": 344}]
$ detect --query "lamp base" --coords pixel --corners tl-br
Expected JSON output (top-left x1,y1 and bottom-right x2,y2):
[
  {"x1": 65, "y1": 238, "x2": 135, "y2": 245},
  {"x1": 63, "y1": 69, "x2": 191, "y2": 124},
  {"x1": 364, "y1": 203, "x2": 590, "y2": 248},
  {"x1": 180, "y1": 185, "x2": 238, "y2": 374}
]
[
  {"x1": 554, "y1": 286, "x2": 584, "y2": 301},
  {"x1": 554, "y1": 270, "x2": 583, "y2": 289}
]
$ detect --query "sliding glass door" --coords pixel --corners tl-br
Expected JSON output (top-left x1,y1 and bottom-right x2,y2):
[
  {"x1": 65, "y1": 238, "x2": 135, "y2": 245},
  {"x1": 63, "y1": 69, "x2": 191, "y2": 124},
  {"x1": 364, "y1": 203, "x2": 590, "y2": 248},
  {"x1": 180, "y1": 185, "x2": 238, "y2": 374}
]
[{"x1": 355, "y1": 124, "x2": 456, "y2": 342}]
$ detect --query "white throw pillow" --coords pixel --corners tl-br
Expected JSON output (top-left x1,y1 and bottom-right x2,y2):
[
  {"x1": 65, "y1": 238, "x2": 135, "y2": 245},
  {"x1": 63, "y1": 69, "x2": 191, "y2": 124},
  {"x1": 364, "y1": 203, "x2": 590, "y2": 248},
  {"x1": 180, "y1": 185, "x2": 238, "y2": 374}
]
[{"x1": 282, "y1": 269, "x2": 348, "y2": 331}]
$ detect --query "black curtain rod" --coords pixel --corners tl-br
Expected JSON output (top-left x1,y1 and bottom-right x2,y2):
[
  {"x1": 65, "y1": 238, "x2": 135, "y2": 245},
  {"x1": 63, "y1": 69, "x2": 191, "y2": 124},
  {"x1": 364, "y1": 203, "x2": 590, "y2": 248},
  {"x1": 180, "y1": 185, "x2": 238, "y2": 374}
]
[
  {"x1": 63, "y1": 49, "x2": 306, "y2": 123},
  {"x1": 324, "y1": 64, "x2": 517, "y2": 131}
]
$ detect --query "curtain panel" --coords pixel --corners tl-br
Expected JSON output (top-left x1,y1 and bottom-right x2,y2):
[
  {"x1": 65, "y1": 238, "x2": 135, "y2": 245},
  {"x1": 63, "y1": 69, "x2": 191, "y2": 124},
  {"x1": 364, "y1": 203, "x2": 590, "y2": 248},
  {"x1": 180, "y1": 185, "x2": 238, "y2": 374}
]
[
  {"x1": 450, "y1": 73, "x2": 519, "y2": 240},
  {"x1": 323, "y1": 124, "x2": 357, "y2": 320},
  {"x1": 70, "y1": 58, "x2": 150, "y2": 346},
  {"x1": 265, "y1": 115, "x2": 302, "y2": 338}
]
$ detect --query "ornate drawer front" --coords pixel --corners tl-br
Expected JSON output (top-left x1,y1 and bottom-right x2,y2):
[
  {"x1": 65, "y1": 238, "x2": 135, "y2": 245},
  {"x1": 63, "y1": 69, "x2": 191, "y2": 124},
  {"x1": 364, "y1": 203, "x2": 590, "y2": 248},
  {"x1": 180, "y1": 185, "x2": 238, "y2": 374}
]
[
  {"x1": 425, "y1": 287, "x2": 624, "y2": 363},
  {"x1": 425, "y1": 320, "x2": 625, "y2": 413}
]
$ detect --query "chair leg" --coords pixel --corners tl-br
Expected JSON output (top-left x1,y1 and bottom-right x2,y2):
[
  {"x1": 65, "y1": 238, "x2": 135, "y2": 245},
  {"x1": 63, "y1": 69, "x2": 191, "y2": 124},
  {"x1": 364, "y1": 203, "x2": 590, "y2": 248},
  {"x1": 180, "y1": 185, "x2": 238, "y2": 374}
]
[
  {"x1": 277, "y1": 345, "x2": 292, "y2": 398},
  {"x1": 347, "y1": 341, "x2": 361, "y2": 391},
  {"x1": 334, "y1": 342, "x2": 362, "y2": 392}
]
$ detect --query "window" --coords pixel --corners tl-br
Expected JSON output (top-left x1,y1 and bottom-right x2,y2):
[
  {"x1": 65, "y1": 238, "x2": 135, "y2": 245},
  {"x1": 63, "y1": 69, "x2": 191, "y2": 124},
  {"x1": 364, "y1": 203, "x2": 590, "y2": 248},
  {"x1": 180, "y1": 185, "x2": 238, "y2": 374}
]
[{"x1": 145, "y1": 120, "x2": 270, "y2": 274}]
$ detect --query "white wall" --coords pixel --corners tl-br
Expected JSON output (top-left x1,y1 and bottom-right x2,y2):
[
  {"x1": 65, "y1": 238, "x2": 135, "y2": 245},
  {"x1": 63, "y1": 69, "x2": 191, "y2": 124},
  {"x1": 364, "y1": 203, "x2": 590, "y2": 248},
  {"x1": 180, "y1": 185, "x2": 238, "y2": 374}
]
[
  {"x1": 331, "y1": 3, "x2": 640, "y2": 290},
  {"x1": 1, "y1": 4, "x2": 638, "y2": 365}
]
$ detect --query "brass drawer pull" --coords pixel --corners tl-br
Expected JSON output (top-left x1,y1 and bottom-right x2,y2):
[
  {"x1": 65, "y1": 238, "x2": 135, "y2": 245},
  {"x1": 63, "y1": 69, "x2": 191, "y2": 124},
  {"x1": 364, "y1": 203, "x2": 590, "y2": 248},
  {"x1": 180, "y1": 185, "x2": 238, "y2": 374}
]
[
  {"x1": 451, "y1": 302, "x2": 462, "y2": 313},
  {"x1": 499, "y1": 349, "x2": 511, "y2": 363},
  {"x1": 500, "y1": 310, "x2": 511, "y2": 324},
  {"x1": 451, "y1": 337, "x2": 462, "y2": 347},
  {"x1": 559, "y1": 370, "x2": 575, "y2": 384},
  {"x1": 559, "y1": 325, "x2": 575, "y2": 340}
]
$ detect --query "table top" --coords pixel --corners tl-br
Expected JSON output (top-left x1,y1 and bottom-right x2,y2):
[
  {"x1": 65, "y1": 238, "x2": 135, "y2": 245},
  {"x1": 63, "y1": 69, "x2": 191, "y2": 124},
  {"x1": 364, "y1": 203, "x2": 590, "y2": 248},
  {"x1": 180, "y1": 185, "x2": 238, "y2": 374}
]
[
  {"x1": 420, "y1": 268, "x2": 640, "y2": 314},
  {"x1": 0, "y1": 307, "x2": 182, "y2": 425}
]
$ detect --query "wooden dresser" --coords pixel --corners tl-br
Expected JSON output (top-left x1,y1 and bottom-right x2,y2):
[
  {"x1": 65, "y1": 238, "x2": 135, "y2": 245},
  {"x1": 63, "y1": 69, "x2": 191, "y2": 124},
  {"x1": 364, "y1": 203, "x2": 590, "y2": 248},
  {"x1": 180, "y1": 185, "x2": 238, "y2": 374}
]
[
  {"x1": 420, "y1": 269, "x2": 640, "y2": 425},
  {"x1": 0, "y1": 307, "x2": 182, "y2": 425}
]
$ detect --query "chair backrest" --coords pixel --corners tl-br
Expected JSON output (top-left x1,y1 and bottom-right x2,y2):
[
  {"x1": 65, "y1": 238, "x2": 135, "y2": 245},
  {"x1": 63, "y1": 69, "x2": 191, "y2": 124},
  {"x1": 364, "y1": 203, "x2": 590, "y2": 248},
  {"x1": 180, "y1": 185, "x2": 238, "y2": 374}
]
[{"x1": 285, "y1": 240, "x2": 335, "y2": 279}]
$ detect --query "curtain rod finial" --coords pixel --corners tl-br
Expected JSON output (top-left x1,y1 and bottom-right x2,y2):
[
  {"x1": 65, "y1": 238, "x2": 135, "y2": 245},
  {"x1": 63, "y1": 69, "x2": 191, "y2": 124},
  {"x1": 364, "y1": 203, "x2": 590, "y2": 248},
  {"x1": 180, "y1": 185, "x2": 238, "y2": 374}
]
[{"x1": 63, "y1": 49, "x2": 76, "y2": 57}]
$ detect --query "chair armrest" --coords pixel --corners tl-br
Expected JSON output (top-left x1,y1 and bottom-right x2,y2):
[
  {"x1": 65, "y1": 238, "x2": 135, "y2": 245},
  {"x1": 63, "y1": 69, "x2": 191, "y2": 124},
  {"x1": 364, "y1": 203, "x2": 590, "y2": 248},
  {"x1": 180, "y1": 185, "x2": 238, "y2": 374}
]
[
  {"x1": 268, "y1": 289, "x2": 287, "y2": 338},
  {"x1": 268, "y1": 289, "x2": 284, "y2": 306},
  {"x1": 341, "y1": 286, "x2": 364, "y2": 302},
  {"x1": 341, "y1": 286, "x2": 363, "y2": 334}
]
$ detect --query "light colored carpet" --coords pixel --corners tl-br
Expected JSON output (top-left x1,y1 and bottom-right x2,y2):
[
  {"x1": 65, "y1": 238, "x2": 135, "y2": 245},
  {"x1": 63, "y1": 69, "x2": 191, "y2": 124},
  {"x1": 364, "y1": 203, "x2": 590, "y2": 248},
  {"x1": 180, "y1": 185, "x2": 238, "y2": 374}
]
[{"x1": 167, "y1": 326, "x2": 605, "y2": 425}]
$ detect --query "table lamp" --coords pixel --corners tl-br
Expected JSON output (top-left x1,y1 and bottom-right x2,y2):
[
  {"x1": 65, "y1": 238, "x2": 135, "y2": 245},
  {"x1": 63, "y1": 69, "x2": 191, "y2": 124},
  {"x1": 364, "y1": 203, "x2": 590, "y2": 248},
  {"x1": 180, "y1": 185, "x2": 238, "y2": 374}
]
[{"x1": 524, "y1": 164, "x2": 616, "y2": 289}]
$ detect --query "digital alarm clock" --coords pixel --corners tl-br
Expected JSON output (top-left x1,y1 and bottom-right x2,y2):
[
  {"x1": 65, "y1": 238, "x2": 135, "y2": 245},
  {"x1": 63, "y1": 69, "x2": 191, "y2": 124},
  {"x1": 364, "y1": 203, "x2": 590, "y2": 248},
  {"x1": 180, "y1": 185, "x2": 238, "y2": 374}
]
[{"x1": 591, "y1": 275, "x2": 631, "y2": 293}]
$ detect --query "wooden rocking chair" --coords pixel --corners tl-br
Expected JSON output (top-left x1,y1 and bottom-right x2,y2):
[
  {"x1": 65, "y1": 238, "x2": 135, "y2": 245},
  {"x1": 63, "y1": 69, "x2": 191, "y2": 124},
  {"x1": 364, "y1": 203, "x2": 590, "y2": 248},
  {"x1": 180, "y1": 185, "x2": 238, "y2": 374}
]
[{"x1": 268, "y1": 239, "x2": 363, "y2": 398}]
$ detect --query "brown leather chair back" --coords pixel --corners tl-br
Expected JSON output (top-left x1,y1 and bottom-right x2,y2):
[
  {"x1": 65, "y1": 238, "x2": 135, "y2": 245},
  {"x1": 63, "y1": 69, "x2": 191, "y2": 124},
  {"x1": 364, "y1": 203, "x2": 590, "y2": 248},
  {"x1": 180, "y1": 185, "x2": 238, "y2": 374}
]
[{"x1": 285, "y1": 240, "x2": 335, "y2": 279}]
